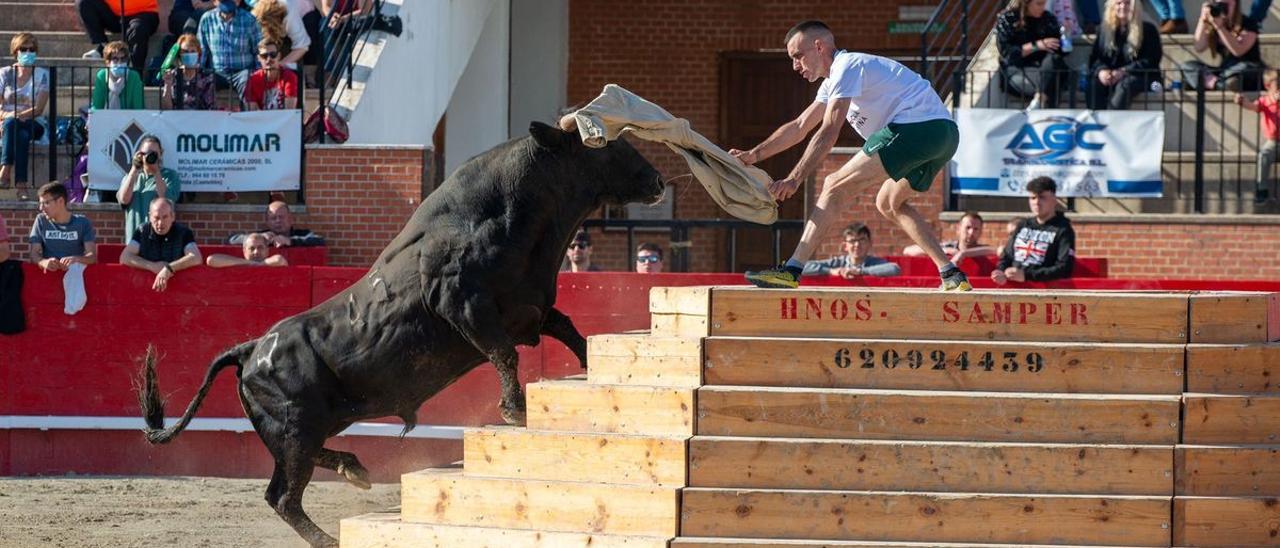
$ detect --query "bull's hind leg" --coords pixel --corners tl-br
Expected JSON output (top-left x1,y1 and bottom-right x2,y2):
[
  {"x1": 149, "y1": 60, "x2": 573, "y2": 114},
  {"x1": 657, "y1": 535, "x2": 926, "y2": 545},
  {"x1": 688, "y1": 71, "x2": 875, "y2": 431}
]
[
  {"x1": 315, "y1": 448, "x2": 372, "y2": 489},
  {"x1": 541, "y1": 307, "x2": 588, "y2": 369},
  {"x1": 446, "y1": 292, "x2": 526, "y2": 425},
  {"x1": 264, "y1": 442, "x2": 336, "y2": 548}
]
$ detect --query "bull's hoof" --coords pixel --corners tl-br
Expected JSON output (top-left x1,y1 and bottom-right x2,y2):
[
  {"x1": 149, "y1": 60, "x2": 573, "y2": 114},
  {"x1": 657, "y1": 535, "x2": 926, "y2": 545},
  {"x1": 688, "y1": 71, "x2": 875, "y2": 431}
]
[
  {"x1": 501, "y1": 406, "x2": 527, "y2": 426},
  {"x1": 337, "y1": 463, "x2": 372, "y2": 490}
]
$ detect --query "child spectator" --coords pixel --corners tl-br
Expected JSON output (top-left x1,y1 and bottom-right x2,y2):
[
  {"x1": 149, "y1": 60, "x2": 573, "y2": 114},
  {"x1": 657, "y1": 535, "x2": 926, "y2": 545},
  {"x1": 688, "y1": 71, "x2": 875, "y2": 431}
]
[
  {"x1": 992, "y1": 177, "x2": 1076, "y2": 285},
  {"x1": 805, "y1": 222, "x2": 902, "y2": 278},
  {"x1": 91, "y1": 41, "x2": 145, "y2": 110},
  {"x1": 162, "y1": 34, "x2": 219, "y2": 110},
  {"x1": 244, "y1": 39, "x2": 298, "y2": 110},
  {"x1": 1236, "y1": 69, "x2": 1280, "y2": 203}
]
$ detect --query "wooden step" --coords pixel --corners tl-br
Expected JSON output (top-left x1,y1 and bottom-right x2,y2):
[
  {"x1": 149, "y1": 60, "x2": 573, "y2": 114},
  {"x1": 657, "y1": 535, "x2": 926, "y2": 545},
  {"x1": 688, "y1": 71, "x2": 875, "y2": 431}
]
[
  {"x1": 1174, "y1": 496, "x2": 1280, "y2": 546},
  {"x1": 1187, "y1": 344, "x2": 1280, "y2": 394},
  {"x1": 1176, "y1": 445, "x2": 1280, "y2": 496},
  {"x1": 400, "y1": 468, "x2": 679, "y2": 537},
  {"x1": 650, "y1": 286, "x2": 711, "y2": 337},
  {"x1": 689, "y1": 437, "x2": 1172, "y2": 495},
  {"x1": 1183, "y1": 394, "x2": 1280, "y2": 444},
  {"x1": 680, "y1": 488, "x2": 1172, "y2": 546},
  {"x1": 670, "y1": 539, "x2": 1149, "y2": 547},
  {"x1": 703, "y1": 337, "x2": 1183, "y2": 394},
  {"x1": 587, "y1": 334, "x2": 702, "y2": 387},
  {"x1": 341, "y1": 513, "x2": 671, "y2": 548},
  {"x1": 696, "y1": 386, "x2": 1181, "y2": 444},
  {"x1": 462, "y1": 427, "x2": 687, "y2": 486},
  {"x1": 1189, "y1": 293, "x2": 1280, "y2": 344},
  {"x1": 526, "y1": 380, "x2": 696, "y2": 436}
]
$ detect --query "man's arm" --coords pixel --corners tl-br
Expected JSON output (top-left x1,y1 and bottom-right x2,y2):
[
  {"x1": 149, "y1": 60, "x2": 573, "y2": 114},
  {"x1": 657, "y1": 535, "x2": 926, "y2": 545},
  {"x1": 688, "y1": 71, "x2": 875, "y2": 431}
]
[
  {"x1": 801, "y1": 256, "x2": 843, "y2": 276},
  {"x1": 206, "y1": 253, "x2": 254, "y2": 268},
  {"x1": 79, "y1": 241, "x2": 97, "y2": 265},
  {"x1": 169, "y1": 243, "x2": 203, "y2": 272},
  {"x1": 861, "y1": 260, "x2": 902, "y2": 277},
  {"x1": 786, "y1": 98, "x2": 851, "y2": 182},
  {"x1": 120, "y1": 242, "x2": 161, "y2": 272},
  {"x1": 730, "y1": 100, "x2": 825, "y2": 165},
  {"x1": 1023, "y1": 227, "x2": 1076, "y2": 281},
  {"x1": 117, "y1": 166, "x2": 141, "y2": 205},
  {"x1": 290, "y1": 230, "x2": 325, "y2": 247}
]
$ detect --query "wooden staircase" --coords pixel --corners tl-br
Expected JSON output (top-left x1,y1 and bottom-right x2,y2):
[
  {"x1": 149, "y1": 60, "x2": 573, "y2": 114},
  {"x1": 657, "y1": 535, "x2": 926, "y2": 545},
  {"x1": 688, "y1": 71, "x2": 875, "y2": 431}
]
[{"x1": 341, "y1": 286, "x2": 1280, "y2": 547}]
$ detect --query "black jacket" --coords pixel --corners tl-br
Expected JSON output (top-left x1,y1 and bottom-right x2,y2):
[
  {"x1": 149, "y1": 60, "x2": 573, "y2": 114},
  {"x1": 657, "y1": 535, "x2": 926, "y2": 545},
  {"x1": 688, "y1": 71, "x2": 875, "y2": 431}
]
[
  {"x1": 997, "y1": 212, "x2": 1076, "y2": 281},
  {"x1": 995, "y1": 9, "x2": 1062, "y2": 69},
  {"x1": 0, "y1": 259, "x2": 25, "y2": 335},
  {"x1": 1088, "y1": 21, "x2": 1163, "y2": 79}
]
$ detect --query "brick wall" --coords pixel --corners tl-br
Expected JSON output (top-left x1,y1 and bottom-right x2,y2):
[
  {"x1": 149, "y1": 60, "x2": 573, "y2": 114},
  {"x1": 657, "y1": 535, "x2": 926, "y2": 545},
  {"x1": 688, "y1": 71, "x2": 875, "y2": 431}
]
[{"x1": 0, "y1": 145, "x2": 428, "y2": 268}]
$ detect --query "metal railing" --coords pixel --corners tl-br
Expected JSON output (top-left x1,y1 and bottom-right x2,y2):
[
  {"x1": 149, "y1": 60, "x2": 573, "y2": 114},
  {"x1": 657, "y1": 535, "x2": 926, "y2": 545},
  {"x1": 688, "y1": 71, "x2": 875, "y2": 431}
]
[
  {"x1": 951, "y1": 66, "x2": 1273, "y2": 214},
  {"x1": 919, "y1": 0, "x2": 1002, "y2": 102},
  {"x1": 579, "y1": 219, "x2": 806, "y2": 273}
]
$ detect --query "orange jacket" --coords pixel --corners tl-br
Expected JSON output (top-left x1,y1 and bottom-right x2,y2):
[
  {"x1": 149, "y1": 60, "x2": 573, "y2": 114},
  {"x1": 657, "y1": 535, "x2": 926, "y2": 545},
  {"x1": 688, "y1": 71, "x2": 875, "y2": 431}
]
[{"x1": 107, "y1": 0, "x2": 159, "y2": 17}]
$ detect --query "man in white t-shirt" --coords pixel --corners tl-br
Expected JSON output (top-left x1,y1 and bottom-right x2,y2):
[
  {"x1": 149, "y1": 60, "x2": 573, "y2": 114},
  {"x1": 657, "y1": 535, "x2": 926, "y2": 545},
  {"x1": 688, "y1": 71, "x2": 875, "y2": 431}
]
[{"x1": 733, "y1": 20, "x2": 968, "y2": 291}]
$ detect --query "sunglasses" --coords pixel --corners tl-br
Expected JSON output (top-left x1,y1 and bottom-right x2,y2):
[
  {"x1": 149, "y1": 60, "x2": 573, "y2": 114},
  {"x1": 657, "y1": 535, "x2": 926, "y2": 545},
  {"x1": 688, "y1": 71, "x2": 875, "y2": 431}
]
[
  {"x1": 568, "y1": 243, "x2": 590, "y2": 249},
  {"x1": 15, "y1": 46, "x2": 35, "y2": 53},
  {"x1": 107, "y1": 56, "x2": 129, "y2": 63},
  {"x1": 258, "y1": 51, "x2": 279, "y2": 59},
  {"x1": 636, "y1": 255, "x2": 661, "y2": 264}
]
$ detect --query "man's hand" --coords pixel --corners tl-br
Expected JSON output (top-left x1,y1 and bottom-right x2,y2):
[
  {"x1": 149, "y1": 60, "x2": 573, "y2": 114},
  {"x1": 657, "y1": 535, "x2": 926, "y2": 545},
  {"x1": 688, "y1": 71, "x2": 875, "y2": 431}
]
[
  {"x1": 266, "y1": 233, "x2": 292, "y2": 247},
  {"x1": 1004, "y1": 267, "x2": 1026, "y2": 282},
  {"x1": 152, "y1": 264, "x2": 174, "y2": 292},
  {"x1": 835, "y1": 266, "x2": 862, "y2": 279},
  {"x1": 58, "y1": 256, "x2": 80, "y2": 269},
  {"x1": 729, "y1": 148, "x2": 758, "y2": 166},
  {"x1": 38, "y1": 258, "x2": 65, "y2": 272},
  {"x1": 990, "y1": 269, "x2": 1008, "y2": 285},
  {"x1": 768, "y1": 178, "x2": 802, "y2": 201}
]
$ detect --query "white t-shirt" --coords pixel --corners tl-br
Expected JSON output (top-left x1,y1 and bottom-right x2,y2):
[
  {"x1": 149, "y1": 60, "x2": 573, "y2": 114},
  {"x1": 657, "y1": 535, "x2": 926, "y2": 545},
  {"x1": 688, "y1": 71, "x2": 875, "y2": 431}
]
[{"x1": 815, "y1": 50, "x2": 952, "y2": 139}]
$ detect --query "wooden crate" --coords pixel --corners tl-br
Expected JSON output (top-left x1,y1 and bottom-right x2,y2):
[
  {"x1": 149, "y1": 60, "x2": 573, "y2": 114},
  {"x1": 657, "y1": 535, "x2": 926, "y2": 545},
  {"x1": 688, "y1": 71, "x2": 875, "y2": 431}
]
[
  {"x1": 587, "y1": 334, "x2": 702, "y2": 387},
  {"x1": 526, "y1": 380, "x2": 696, "y2": 436},
  {"x1": 463, "y1": 427, "x2": 687, "y2": 486},
  {"x1": 340, "y1": 513, "x2": 670, "y2": 548}
]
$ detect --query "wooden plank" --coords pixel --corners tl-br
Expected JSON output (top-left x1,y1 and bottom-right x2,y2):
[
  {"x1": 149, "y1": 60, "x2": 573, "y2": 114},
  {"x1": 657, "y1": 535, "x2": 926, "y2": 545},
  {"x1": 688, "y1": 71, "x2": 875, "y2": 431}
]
[
  {"x1": 463, "y1": 427, "x2": 687, "y2": 486},
  {"x1": 707, "y1": 287, "x2": 1189, "y2": 343},
  {"x1": 1174, "y1": 496, "x2": 1280, "y2": 546},
  {"x1": 588, "y1": 334, "x2": 702, "y2": 387},
  {"x1": 341, "y1": 513, "x2": 671, "y2": 548},
  {"x1": 696, "y1": 386, "x2": 1180, "y2": 444},
  {"x1": 1189, "y1": 293, "x2": 1280, "y2": 343},
  {"x1": 401, "y1": 468, "x2": 679, "y2": 536},
  {"x1": 680, "y1": 488, "x2": 1172, "y2": 546},
  {"x1": 689, "y1": 437, "x2": 1173, "y2": 495},
  {"x1": 650, "y1": 286, "x2": 711, "y2": 315},
  {"x1": 526, "y1": 380, "x2": 696, "y2": 436},
  {"x1": 1183, "y1": 394, "x2": 1280, "y2": 444},
  {"x1": 1187, "y1": 344, "x2": 1280, "y2": 394},
  {"x1": 1176, "y1": 445, "x2": 1280, "y2": 496},
  {"x1": 670, "y1": 539, "x2": 1148, "y2": 547},
  {"x1": 704, "y1": 337, "x2": 1183, "y2": 394},
  {"x1": 651, "y1": 313, "x2": 710, "y2": 337}
]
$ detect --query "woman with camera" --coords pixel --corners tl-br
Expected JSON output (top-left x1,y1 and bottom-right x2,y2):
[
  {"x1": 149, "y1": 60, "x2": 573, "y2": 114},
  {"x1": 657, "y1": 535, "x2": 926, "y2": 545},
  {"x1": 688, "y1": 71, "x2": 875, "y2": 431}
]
[
  {"x1": 996, "y1": 0, "x2": 1073, "y2": 108},
  {"x1": 90, "y1": 41, "x2": 144, "y2": 111},
  {"x1": 1089, "y1": 0, "x2": 1163, "y2": 110},
  {"x1": 1181, "y1": 0, "x2": 1265, "y2": 91},
  {"x1": 117, "y1": 135, "x2": 182, "y2": 240},
  {"x1": 161, "y1": 34, "x2": 217, "y2": 110}
]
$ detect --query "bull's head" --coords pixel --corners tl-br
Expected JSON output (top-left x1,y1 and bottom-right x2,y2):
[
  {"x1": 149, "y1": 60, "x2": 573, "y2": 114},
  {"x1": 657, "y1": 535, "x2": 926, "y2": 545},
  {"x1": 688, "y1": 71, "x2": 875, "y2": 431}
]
[{"x1": 529, "y1": 121, "x2": 665, "y2": 206}]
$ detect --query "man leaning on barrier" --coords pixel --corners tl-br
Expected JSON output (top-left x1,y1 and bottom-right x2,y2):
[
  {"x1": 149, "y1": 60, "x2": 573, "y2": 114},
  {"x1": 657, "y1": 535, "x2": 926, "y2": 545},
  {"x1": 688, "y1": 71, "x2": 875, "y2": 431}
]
[{"x1": 119, "y1": 198, "x2": 202, "y2": 293}]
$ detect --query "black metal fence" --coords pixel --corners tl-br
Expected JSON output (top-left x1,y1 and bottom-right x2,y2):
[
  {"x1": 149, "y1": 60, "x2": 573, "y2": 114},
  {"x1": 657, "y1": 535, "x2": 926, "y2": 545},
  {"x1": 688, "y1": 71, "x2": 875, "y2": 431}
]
[{"x1": 580, "y1": 219, "x2": 806, "y2": 273}]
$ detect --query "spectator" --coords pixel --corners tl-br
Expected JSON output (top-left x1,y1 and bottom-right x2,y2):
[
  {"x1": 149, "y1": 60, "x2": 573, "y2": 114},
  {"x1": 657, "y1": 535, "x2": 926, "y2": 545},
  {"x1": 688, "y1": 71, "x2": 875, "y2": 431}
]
[
  {"x1": 1181, "y1": 0, "x2": 1264, "y2": 91},
  {"x1": 207, "y1": 232, "x2": 289, "y2": 267},
  {"x1": 91, "y1": 41, "x2": 144, "y2": 111},
  {"x1": 244, "y1": 39, "x2": 298, "y2": 110},
  {"x1": 904, "y1": 211, "x2": 997, "y2": 263},
  {"x1": 1088, "y1": 0, "x2": 1163, "y2": 110},
  {"x1": 120, "y1": 198, "x2": 202, "y2": 292},
  {"x1": 804, "y1": 222, "x2": 902, "y2": 278},
  {"x1": 996, "y1": 0, "x2": 1072, "y2": 108},
  {"x1": 635, "y1": 242, "x2": 664, "y2": 273},
  {"x1": 321, "y1": 0, "x2": 372, "y2": 77},
  {"x1": 162, "y1": 34, "x2": 219, "y2": 110},
  {"x1": 561, "y1": 230, "x2": 601, "y2": 272},
  {"x1": 170, "y1": 0, "x2": 216, "y2": 38},
  {"x1": 199, "y1": 0, "x2": 262, "y2": 94},
  {"x1": 291, "y1": 0, "x2": 323, "y2": 66},
  {"x1": 992, "y1": 177, "x2": 1075, "y2": 285},
  {"x1": 253, "y1": 0, "x2": 311, "y2": 68},
  {"x1": 1235, "y1": 69, "x2": 1280, "y2": 203},
  {"x1": 28, "y1": 182, "x2": 97, "y2": 271},
  {"x1": 228, "y1": 201, "x2": 325, "y2": 247},
  {"x1": 118, "y1": 135, "x2": 182, "y2": 242},
  {"x1": 0, "y1": 33, "x2": 49, "y2": 197},
  {"x1": 1151, "y1": 0, "x2": 1189, "y2": 33},
  {"x1": 0, "y1": 212, "x2": 9, "y2": 262},
  {"x1": 76, "y1": 0, "x2": 158, "y2": 73}
]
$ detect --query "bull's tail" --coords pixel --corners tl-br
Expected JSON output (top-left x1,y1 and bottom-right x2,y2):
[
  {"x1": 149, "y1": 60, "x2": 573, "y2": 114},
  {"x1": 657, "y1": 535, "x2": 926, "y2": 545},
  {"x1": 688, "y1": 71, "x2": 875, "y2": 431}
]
[{"x1": 137, "y1": 340, "x2": 257, "y2": 444}]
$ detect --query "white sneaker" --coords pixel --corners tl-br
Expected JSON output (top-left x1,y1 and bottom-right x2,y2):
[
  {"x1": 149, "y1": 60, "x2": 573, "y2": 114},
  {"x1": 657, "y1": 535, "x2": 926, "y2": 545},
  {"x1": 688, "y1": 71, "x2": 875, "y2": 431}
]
[
  {"x1": 1025, "y1": 96, "x2": 1041, "y2": 111},
  {"x1": 82, "y1": 48, "x2": 102, "y2": 59}
]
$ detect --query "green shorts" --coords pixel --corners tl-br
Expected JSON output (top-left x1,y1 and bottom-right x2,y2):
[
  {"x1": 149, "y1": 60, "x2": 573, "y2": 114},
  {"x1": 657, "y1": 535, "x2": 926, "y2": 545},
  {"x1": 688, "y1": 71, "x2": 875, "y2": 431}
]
[{"x1": 863, "y1": 118, "x2": 960, "y2": 192}]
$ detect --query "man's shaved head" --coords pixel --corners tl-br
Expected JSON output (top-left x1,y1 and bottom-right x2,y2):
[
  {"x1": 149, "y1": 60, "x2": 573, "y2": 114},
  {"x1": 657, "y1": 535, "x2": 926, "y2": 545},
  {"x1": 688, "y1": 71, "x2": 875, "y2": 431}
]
[{"x1": 785, "y1": 20, "x2": 834, "y2": 47}]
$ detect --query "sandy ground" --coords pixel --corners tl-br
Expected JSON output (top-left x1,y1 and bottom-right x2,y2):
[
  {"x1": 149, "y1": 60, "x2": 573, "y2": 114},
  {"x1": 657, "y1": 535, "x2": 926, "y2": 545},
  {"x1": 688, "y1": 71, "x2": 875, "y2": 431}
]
[{"x1": 0, "y1": 476, "x2": 401, "y2": 548}]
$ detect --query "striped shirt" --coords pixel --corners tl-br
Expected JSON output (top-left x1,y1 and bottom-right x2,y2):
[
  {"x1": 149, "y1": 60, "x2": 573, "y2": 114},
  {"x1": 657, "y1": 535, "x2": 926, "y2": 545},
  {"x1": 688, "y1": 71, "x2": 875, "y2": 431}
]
[{"x1": 198, "y1": 9, "x2": 262, "y2": 73}]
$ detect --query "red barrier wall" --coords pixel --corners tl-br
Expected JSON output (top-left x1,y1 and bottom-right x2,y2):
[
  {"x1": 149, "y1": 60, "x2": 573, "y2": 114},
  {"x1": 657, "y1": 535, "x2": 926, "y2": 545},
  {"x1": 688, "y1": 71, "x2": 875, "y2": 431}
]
[{"x1": 94, "y1": 243, "x2": 329, "y2": 266}]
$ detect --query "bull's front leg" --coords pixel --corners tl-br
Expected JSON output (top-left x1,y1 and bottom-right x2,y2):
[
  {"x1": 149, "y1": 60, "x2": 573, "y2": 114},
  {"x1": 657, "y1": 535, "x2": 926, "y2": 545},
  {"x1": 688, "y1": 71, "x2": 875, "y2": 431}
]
[
  {"x1": 541, "y1": 307, "x2": 588, "y2": 369},
  {"x1": 448, "y1": 292, "x2": 527, "y2": 425}
]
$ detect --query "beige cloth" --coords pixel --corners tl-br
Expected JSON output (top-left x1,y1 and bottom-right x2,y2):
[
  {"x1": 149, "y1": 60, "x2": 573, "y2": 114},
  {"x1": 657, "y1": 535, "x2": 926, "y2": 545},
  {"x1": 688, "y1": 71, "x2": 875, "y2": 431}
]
[{"x1": 562, "y1": 84, "x2": 777, "y2": 225}]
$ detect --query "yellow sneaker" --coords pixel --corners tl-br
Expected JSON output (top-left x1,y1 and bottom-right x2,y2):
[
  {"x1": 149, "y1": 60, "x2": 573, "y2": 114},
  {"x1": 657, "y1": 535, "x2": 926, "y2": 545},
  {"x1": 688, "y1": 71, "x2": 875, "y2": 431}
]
[
  {"x1": 745, "y1": 265, "x2": 800, "y2": 289},
  {"x1": 940, "y1": 269, "x2": 972, "y2": 292}
]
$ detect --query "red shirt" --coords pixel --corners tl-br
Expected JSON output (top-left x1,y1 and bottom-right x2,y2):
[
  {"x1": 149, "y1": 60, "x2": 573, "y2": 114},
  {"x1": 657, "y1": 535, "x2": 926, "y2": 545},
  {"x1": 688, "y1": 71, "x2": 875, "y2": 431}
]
[
  {"x1": 1257, "y1": 95, "x2": 1280, "y2": 141},
  {"x1": 108, "y1": 0, "x2": 159, "y2": 16},
  {"x1": 244, "y1": 68, "x2": 298, "y2": 110}
]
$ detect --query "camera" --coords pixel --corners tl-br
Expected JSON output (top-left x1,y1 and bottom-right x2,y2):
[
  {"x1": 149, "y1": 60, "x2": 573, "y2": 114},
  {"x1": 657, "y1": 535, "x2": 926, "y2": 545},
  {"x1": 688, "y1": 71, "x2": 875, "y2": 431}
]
[
  {"x1": 133, "y1": 150, "x2": 159, "y2": 168},
  {"x1": 145, "y1": 151, "x2": 158, "y2": 165},
  {"x1": 1208, "y1": 1, "x2": 1228, "y2": 17}
]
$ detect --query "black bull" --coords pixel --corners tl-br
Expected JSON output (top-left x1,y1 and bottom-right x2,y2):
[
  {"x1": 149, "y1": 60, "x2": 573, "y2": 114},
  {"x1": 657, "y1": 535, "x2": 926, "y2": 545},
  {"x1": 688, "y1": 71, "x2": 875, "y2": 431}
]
[{"x1": 136, "y1": 122, "x2": 665, "y2": 547}]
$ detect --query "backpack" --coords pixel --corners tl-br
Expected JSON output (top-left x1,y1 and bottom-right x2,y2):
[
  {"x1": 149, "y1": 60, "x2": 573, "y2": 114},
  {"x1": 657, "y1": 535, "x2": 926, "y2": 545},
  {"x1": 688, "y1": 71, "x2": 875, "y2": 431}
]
[{"x1": 303, "y1": 105, "x2": 349, "y2": 144}]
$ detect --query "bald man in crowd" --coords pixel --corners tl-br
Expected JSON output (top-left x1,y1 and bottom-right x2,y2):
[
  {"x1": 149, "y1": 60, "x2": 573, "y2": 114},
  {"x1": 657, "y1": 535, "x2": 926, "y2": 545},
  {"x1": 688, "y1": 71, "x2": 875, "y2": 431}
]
[
  {"x1": 734, "y1": 20, "x2": 966, "y2": 291},
  {"x1": 207, "y1": 232, "x2": 289, "y2": 268},
  {"x1": 119, "y1": 197, "x2": 202, "y2": 292},
  {"x1": 227, "y1": 201, "x2": 325, "y2": 247}
]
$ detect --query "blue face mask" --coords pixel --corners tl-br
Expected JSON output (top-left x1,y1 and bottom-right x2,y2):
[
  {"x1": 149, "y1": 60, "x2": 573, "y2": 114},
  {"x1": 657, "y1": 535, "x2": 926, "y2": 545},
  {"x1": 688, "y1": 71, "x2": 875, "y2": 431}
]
[
  {"x1": 219, "y1": 0, "x2": 237, "y2": 13},
  {"x1": 16, "y1": 51, "x2": 36, "y2": 66},
  {"x1": 180, "y1": 52, "x2": 200, "y2": 67},
  {"x1": 109, "y1": 64, "x2": 128, "y2": 77}
]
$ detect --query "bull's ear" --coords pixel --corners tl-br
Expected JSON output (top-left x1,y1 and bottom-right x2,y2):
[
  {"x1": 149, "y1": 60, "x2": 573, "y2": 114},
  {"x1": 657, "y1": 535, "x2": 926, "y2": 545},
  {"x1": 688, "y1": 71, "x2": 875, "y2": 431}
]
[{"x1": 529, "y1": 121, "x2": 568, "y2": 149}]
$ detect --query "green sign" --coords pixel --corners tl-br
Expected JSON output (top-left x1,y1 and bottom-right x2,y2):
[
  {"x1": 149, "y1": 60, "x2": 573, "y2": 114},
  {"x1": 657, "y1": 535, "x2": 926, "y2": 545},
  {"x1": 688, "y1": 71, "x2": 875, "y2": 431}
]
[{"x1": 889, "y1": 21, "x2": 946, "y2": 34}]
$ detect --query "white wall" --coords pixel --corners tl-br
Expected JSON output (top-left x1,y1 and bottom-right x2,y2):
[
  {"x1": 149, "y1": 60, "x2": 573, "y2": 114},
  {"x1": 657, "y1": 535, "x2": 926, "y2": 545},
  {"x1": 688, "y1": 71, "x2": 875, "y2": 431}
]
[
  {"x1": 508, "y1": 0, "x2": 568, "y2": 139},
  {"x1": 444, "y1": 1, "x2": 511, "y2": 175}
]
